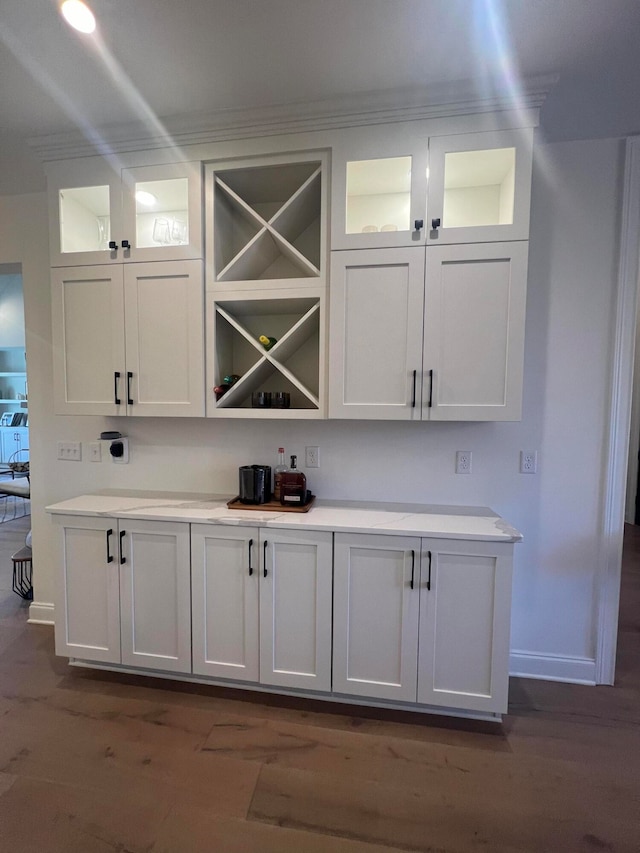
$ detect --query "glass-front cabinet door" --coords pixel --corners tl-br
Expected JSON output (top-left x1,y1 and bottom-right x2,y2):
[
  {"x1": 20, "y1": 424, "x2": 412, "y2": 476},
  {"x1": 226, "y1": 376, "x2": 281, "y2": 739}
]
[
  {"x1": 331, "y1": 142, "x2": 429, "y2": 250},
  {"x1": 426, "y1": 128, "x2": 533, "y2": 244},
  {"x1": 49, "y1": 160, "x2": 202, "y2": 266},
  {"x1": 331, "y1": 127, "x2": 533, "y2": 249},
  {"x1": 121, "y1": 162, "x2": 202, "y2": 262},
  {"x1": 49, "y1": 159, "x2": 123, "y2": 267}
]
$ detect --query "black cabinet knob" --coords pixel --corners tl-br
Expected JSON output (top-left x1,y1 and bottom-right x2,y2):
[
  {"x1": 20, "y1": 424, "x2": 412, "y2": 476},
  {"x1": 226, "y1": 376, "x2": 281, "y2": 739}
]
[
  {"x1": 121, "y1": 239, "x2": 131, "y2": 250},
  {"x1": 108, "y1": 240, "x2": 118, "y2": 251},
  {"x1": 431, "y1": 218, "x2": 441, "y2": 230},
  {"x1": 414, "y1": 219, "x2": 424, "y2": 231}
]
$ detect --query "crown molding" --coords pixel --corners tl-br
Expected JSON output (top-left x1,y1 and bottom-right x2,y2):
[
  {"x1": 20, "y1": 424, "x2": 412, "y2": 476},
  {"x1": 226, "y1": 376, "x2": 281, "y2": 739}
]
[{"x1": 29, "y1": 74, "x2": 558, "y2": 163}]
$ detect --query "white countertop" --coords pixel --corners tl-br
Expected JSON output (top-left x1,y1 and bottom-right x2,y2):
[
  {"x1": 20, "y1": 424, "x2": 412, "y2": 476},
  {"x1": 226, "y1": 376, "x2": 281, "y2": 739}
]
[{"x1": 46, "y1": 491, "x2": 523, "y2": 543}]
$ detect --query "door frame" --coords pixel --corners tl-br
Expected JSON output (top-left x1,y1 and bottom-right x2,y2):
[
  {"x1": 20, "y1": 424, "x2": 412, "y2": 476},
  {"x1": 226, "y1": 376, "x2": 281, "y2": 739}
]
[{"x1": 598, "y1": 135, "x2": 640, "y2": 683}]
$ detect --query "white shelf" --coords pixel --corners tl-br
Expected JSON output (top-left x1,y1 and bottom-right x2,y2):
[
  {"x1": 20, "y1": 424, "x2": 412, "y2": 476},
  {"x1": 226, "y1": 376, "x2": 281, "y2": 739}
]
[
  {"x1": 211, "y1": 294, "x2": 322, "y2": 416},
  {"x1": 209, "y1": 157, "x2": 324, "y2": 286}
]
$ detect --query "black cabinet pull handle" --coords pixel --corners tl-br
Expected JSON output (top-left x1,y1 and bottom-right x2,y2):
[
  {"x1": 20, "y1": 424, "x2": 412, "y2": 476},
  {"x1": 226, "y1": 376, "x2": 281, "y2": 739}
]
[
  {"x1": 106, "y1": 528, "x2": 114, "y2": 564},
  {"x1": 114, "y1": 371, "x2": 121, "y2": 405},
  {"x1": 127, "y1": 372, "x2": 134, "y2": 406},
  {"x1": 428, "y1": 369, "x2": 433, "y2": 408},
  {"x1": 414, "y1": 219, "x2": 424, "y2": 231},
  {"x1": 108, "y1": 240, "x2": 118, "y2": 251},
  {"x1": 431, "y1": 217, "x2": 441, "y2": 230},
  {"x1": 411, "y1": 370, "x2": 417, "y2": 408},
  {"x1": 248, "y1": 538, "x2": 254, "y2": 576},
  {"x1": 427, "y1": 550, "x2": 432, "y2": 590},
  {"x1": 263, "y1": 540, "x2": 268, "y2": 577},
  {"x1": 410, "y1": 550, "x2": 415, "y2": 590},
  {"x1": 119, "y1": 530, "x2": 126, "y2": 565},
  {"x1": 121, "y1": 239, "x2": 131, "y2": 250}
]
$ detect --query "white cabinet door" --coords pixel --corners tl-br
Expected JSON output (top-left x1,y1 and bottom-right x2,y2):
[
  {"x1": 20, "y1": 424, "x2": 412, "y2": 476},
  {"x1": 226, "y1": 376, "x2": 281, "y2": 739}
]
[
  {"x1": 329, "y1": 248, "x2": 425, "y2": 419},
  {"x1": 49, "y1": 159, "x2": 202, "y2": 267},
  {"x1": 52, "y1": 261, "x2": 204, "y2": 417},
  {"x1": 51, "y1": 265, "x2": 126, "y2": 415},
  {"x1": 423, "y1": 241, "x2": 528, "y2": 421},
  {"x1": 260, "y1": 529, "x2": 333, "y2": 692},
  {"x1": 121, "y1": 162, "x2": 203, "y2": 263},
  {"x1": 123, "y1": 260, "x2": 205, "y2": 417},
  {"x1": 118, "y1": 518, "x2": 191, "y2": 673},
  {"x1": 53, "y1": 515, "x2": 121, "y2": 664},
  {"x1": 331, "y1": 140, "x2": 429, "y2": 250},
  {"x1": 48, "y1": 158, "x2": 123, "y2": 267},
  {"x1": 426, "y1": 128, "x2": 533, "y2": 245},
  {"x1": 1, "y1": 428, "x2": 29, "y2": 463},
  {"x1": 191, "y1": 525, "x2": 260, "y2": 682},
  {"x1": 417, "y1": 539, "x2": 513, "y2": 714},
  {"x1": 333, "y1": 533, "x2": 420, "y2": 702}
]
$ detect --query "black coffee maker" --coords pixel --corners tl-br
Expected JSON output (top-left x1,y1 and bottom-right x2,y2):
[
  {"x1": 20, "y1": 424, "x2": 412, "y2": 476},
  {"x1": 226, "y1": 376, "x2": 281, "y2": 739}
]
[{"x1": 238, "y1": 465, "x2": 272, "y2": 504}]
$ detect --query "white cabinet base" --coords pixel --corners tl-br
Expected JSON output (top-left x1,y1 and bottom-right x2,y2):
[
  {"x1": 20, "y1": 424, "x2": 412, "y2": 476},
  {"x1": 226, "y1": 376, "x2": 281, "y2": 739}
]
[{"x1": 67, "y1": 659, "x2": 504, "y2": 722}]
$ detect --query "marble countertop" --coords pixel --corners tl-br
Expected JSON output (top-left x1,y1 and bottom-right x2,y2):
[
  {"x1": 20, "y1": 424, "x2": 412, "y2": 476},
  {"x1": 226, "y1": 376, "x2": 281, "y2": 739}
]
[{"x1": 46, "y1": 491, "x2": 523, "y2": 542}]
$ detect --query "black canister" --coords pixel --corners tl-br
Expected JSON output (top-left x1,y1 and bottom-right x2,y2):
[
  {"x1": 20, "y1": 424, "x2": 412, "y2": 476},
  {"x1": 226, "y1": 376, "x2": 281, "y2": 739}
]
[{"x1": 239, "y1": 464, "x2": 272, "y2": 504}]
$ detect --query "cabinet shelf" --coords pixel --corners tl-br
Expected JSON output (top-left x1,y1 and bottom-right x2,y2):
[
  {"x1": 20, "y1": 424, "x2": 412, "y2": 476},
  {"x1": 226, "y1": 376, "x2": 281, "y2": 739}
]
[
  {"x1": 209, "y1": 158, "x2": 323, "y2": 286},
  {"x1": 210, "y1": 295, "x2": 322, "y2": 416}
]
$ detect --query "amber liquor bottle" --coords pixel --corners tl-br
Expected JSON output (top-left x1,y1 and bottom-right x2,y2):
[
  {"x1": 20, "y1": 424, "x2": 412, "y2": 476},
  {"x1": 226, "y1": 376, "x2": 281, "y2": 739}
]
[{"x1": 280, "y1": 455, "x2": 307, "y2": 505}]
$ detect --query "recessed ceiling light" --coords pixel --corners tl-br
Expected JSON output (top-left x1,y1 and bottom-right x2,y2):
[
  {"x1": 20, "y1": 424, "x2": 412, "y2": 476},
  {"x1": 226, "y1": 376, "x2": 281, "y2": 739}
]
[
  {"x1": 60, "y1": 0, "x2": 96, "y2": 34},
  {"x1": 135, "y1": 190, "x2": 157, "y2": 207}
]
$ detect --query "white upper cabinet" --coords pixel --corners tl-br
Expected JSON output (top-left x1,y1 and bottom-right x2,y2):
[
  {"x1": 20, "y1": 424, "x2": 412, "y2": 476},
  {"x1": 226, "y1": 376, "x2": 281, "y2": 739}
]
[
  {"x1": 48, "y1": 159, "x2": 203, "y2": 266},
  {"x1": 424, "y1": 241, "x2": 529, "y2": 421},
  {"x1": 332, "y1": 141, "x2": 428, "y2": 251},
  {"x1": 205, "y1": 151, "x2": 328, "y2": 291},
  {"x1": 426, "y1": 129, "x2": 533, "y2": 245},
  {"x1": 331, "y1": 128, "x2": 533, "y2": 250},
  {"x1": 207, "y1": 288, "x2": 326, "y2": 418},
  {"x1": 329, "y1": 248, "x2": 425, "y2": 419},
  {"x1": 329, "y1": 242, "x2": 528, "y2": 421},
  {"x1": 52, "y1": 260, "x2": 205, "y2": 416}
]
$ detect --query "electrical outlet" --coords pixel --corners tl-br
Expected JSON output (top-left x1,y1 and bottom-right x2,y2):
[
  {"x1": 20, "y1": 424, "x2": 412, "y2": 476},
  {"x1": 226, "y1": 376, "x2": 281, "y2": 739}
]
[
  {"x1": 88, "y1": 442, "x2": 102, "y2": 462},
  {"x1": 305, "y1": 446, "x2": 320, "y2": 468},
  {"x1": 455, "y1": 450, "x2": 472, "y2": 474},
  {"x1": 57, "y1": 441, "x2": 82, "y2": 461},
  {"x1": 520, "y1": 450, "x2": 538, "y2": 473}
]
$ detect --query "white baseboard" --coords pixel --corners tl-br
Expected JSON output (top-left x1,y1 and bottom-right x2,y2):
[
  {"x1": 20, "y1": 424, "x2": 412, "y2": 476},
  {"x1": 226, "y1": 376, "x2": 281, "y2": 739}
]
[
  {"x1": 28, "y1": 601, "x2": 55, "y2": 625},
  {"x1": 510, "y1": 650, "x2": 596, "y2": 685}
]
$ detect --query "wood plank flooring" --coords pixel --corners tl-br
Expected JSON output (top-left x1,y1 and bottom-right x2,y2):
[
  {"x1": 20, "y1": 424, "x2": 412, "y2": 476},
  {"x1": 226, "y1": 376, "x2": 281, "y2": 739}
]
[{"x1": 0, "y1": 519, "x2": 638, "y2": 852}]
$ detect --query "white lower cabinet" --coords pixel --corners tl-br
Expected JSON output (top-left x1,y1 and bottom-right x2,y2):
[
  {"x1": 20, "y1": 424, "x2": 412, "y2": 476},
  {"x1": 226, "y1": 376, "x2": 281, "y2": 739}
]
[
  {"x1": 416, "y1": 539, "x2": 513, "y2": 714},
  {"x1": 54, "y1": 515, "x2": 192, "y2": 673},
  {"x1": 53, "y1": 511, "x2": 514, "y2": 718},
  {"x1": 333, "y1": 533, "x2": 513, "y2": 714},
  {"x1": 191, "y1": 525, "x2": 333, "y2": 692},
  {"x1": 332, "y1": 533, "x2": 421, "y2": 701}
]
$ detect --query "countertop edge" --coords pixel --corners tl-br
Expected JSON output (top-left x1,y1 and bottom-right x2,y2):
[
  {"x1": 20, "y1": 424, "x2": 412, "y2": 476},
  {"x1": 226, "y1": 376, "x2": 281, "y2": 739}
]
[{"x1": 46, "y1": 493, "x2": 523, "y2": 543}]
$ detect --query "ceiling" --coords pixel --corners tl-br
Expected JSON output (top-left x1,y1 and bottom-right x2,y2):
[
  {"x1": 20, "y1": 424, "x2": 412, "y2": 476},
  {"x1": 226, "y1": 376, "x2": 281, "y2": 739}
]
[{"x1": 1, "y1": 0, "x2": 640, "y2": 195}]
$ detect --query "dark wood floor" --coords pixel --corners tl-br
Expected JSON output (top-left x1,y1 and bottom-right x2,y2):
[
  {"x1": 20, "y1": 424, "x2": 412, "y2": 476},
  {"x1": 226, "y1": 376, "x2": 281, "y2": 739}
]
[{"x1": 0, "y1": 520, "x2": 638, "y2": 852}]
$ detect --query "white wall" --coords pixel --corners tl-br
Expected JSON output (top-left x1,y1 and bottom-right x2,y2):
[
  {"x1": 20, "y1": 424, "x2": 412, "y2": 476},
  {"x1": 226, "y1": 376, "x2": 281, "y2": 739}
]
[
  {"x1": 0, "y1": 271, "x2": 25, "y2": 348},
  {"x1": 1, "y1": 136, "x2": 625, "y2": 682}
]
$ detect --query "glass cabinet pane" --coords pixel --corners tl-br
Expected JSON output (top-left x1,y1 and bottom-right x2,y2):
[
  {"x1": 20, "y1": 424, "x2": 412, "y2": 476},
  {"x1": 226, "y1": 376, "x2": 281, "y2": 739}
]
[
  {"x1": 442, "y1": 147, "x2": 515, "y2": 229},
  {"x1": 345, "y1": 156, "x2": 411, "y2": 234},
  {"x1": 135, "y1": 177, "x2": 189, "y2": 248},
  {"x1": 59, "y1": 185, "x2": 110, "y2": 253}
]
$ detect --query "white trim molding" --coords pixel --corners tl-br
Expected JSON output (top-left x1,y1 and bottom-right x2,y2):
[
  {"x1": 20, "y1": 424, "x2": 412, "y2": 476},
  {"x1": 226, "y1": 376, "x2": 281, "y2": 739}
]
[
  {"x1": 510, "y1": 651, "x2": 596, "y2": 685},
  {"x1": 28, "y1": 601, "x2": 54, "y2": 625},
  {"x1": 597, "y1": 135, "x2": 640, "y2": 684},
  {"x1": 28, "y1": 74, "x2": 557, "y2": 163}
]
